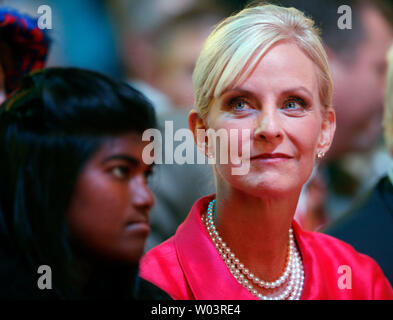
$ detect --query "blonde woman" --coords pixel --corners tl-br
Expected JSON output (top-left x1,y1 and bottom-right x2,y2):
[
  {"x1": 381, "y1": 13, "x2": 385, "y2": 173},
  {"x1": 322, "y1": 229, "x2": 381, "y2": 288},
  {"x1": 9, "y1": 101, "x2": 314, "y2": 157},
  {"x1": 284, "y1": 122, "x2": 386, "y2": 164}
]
[{"x1": 140, "y1": 4, "x2": 393, "y2": 299}]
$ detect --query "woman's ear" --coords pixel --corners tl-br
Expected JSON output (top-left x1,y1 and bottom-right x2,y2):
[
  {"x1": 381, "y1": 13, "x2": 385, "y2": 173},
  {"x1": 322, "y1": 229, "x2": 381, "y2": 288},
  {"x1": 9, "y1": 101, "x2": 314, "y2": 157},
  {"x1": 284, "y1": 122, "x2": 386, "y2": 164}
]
[
  {"x1": 188, "y1": 109, "x2": 209, "y2": 157},
  {"x1": 317, "y1": 108, "x2": 336, "y2": 158}
]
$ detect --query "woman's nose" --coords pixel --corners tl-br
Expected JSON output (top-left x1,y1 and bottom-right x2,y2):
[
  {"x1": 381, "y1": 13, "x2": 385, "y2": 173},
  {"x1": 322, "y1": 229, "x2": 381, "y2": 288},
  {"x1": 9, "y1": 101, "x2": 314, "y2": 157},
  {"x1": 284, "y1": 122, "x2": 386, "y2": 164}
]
[
  {"x1": 254, "y1": 109, "x2": 283, "y2": 143},
  {"x1": 130, "y1": 176, "x2": 155, "y2": 213}
]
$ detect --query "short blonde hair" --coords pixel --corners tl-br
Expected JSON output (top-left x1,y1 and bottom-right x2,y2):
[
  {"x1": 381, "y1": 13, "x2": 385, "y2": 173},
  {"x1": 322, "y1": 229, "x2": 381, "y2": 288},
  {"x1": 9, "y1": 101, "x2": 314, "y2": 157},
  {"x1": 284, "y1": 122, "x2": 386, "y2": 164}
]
[
  {"x1": 192, "y1": 3, "x2": 333, "y2": 118},
  {"x1": 383, "y1": 44, "x2": 393, "y2": 156}
]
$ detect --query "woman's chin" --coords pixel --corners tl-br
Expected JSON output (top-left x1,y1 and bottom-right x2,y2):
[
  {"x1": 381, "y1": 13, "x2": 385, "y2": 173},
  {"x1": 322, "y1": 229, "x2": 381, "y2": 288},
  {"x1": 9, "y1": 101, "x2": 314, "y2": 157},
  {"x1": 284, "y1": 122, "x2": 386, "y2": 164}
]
[
  {"x1": 216, "y1": 166, "x2": 307, "y2": 199},
  {"x1": 251, "y1": 184, "x2": 298, "y2": 198},
  {"x1": 227, "y1": 179, "x2": 300, "y2": 199}
]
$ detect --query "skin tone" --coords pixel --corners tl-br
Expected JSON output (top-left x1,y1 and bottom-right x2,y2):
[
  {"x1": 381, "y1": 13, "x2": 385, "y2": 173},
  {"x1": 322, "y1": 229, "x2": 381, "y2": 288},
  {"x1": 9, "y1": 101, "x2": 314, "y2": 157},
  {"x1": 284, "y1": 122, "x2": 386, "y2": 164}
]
[
  {"x1": 328, "y1": 6, "x2": 393, "y2": 158},
  {"x1": 67, "y1": 132, "x2": 155, "y2": 265},
  {"x1": 189, "y1": 41, "x2": 335, "y2": 294}
]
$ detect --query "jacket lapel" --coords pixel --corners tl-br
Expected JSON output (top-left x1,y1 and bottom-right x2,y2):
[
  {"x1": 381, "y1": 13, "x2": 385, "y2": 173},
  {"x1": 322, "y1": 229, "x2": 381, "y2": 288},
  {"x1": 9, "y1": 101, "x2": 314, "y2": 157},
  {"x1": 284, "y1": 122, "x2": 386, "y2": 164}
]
[{"x1": 174, "y1": 195, "x2": 257, "y2": 300}]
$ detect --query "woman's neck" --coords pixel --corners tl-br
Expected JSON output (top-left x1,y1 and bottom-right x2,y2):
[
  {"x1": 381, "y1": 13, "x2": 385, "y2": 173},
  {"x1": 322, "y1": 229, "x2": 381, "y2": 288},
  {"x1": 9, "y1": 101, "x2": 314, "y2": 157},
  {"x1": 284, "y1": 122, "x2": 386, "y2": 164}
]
[{"x1": 214, "y1": 186, "x2": 301, "y2": 282}]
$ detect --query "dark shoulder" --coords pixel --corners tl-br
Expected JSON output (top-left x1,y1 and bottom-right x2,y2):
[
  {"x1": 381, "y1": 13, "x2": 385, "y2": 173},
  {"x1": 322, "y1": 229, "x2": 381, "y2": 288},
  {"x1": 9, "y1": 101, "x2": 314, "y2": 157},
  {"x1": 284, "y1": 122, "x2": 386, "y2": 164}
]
[
  {"x1": 300, "y1": 227, "x2": 379, "y2": 265},
  {"x1": 323, "y1": 176, "x2": 393, "y2": 237},
  {"x1": 0, "y1": 245, "x2": 57, "y2": 300},
  {"x1": 134, "y1": 276, "x2": 172, "y2": 300}
]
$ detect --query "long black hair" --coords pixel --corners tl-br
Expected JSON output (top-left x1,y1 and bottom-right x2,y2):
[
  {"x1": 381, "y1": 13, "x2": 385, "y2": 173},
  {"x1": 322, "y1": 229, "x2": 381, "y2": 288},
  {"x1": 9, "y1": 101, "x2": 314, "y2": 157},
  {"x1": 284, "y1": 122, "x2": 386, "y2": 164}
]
[{"x1": 0, "y1": 67, "x2": 156, "y2": 298}]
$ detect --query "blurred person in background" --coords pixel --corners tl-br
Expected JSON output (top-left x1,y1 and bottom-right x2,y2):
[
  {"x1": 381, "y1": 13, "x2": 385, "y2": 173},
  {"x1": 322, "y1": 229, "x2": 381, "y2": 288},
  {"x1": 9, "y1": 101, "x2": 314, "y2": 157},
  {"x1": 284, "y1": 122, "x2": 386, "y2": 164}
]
[
  {"x1": 0, "y1": 68, "x2": 169, "y2": 299},
  {"x1": 0, "y1": 7, "x2": 50, "y2": 103},
  {"x1": 269, "y1": 0, "x2": 393, "y2": 230},
  {"x1": 120, "y1": 0, "x2": 227, "y2": 113},
  {"x1": 324, "y1": 44, "x2": 393, "y2": 286}
]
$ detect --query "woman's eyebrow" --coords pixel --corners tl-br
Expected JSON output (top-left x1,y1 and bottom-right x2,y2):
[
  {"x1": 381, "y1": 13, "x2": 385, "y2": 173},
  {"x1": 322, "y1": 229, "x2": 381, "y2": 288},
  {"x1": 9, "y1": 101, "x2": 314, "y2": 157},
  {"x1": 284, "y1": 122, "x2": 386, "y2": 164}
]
[
  {"x1": 222, "y1": 88, "x2": 255, "y2": 97},
  {"x1": 281, "y1": 86, "x2": 313, "y2": 99},
  {"x1": 222, "y1": 86, "x2": 312, "y2": 99},
  {"x1": 101, "y1": 155, "x2": 155, "y2": 172},
  {"x1": 101, "y1": 154, "x2": 139, "y2": 166}
]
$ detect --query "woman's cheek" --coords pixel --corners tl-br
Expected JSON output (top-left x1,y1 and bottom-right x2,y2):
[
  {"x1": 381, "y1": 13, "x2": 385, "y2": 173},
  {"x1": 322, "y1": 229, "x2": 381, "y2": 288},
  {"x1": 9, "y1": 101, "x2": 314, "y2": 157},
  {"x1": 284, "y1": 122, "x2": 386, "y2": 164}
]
[{"x1": 211, "y1": 118, "x2": 253, "y2": 167}]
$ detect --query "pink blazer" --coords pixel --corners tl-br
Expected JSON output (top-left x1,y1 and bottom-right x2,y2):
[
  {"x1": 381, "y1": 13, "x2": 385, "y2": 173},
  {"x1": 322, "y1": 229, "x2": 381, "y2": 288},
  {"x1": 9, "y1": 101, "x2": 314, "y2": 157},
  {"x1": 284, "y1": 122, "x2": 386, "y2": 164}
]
[{"x1": 140, "y1": 195, "x2": 393, "y2": 300}]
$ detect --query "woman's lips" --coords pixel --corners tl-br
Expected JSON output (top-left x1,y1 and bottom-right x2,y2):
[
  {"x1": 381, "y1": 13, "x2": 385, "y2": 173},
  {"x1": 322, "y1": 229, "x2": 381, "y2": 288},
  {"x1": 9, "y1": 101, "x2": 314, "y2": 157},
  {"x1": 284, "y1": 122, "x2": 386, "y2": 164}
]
[
  {"x1": 125, "y1": 220, "x2": 150, "y2": 234},
  {"x1": 250, "y1": 153, "x2": 293, "y2": 163}
]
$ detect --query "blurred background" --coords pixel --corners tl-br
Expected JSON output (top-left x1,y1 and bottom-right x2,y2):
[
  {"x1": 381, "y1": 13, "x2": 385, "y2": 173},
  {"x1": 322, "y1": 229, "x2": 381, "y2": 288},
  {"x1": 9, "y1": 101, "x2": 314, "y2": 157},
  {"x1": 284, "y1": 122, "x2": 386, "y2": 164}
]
[{"x1": 1, "y1": 0, "x2": 247, "y2": 81}]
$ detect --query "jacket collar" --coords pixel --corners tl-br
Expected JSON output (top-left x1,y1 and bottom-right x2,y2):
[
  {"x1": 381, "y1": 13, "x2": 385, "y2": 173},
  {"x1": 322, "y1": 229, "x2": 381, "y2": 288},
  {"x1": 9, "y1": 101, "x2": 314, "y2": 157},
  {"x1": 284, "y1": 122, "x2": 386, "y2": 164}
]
[{"x1": 174, "y1": 195, "x2": 311, "y2": 300}]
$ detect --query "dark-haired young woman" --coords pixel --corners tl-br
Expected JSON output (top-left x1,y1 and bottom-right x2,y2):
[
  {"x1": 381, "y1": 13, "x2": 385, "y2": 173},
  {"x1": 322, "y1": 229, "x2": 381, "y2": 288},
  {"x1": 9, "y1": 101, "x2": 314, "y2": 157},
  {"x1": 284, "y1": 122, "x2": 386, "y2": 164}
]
[{"x1": 0, "y1": 67, "x2": 169, "y2": 299}]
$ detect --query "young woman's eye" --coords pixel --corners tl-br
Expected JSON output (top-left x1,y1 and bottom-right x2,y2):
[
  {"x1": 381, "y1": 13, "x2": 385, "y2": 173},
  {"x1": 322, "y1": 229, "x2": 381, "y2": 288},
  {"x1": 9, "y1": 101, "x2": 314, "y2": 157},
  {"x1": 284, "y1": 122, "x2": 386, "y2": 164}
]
[{"x1": 111, "y1": 166, "x2": 130, "y2": 179}]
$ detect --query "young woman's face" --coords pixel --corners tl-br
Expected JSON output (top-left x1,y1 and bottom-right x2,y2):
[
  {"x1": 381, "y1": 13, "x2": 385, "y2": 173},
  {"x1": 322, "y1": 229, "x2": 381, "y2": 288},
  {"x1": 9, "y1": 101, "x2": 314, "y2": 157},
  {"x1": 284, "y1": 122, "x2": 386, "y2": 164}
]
[
  {"x1": 203, "y1": 42, "x2": 335, "y2": 198},
  {"x1": 67, "y1": 132, "x2": 154, "y2": 264}
]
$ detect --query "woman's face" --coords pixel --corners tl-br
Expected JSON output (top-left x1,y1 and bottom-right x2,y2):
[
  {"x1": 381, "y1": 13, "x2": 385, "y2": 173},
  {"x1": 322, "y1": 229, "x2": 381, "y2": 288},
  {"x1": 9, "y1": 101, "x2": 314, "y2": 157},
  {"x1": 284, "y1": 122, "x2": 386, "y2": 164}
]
[
  {"x1": 195, "y1": 41, "x2": 335, "y2": 198},
  {"x1": 67, "y1": 132, "x2": 155, "y2": 264}
]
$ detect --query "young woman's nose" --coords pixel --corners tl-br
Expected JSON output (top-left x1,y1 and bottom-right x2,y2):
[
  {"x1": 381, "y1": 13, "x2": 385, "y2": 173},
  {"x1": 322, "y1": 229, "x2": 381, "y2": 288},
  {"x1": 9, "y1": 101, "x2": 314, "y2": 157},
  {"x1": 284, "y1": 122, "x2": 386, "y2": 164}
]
[{"x1": 130, "y1": 175, "x2": 155, "y2": 213}]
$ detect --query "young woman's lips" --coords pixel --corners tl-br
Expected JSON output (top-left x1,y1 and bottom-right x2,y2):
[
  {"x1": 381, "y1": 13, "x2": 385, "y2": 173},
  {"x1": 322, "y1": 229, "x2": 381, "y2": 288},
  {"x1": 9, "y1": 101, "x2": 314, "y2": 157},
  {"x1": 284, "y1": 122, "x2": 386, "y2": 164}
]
[
  {"x1": 250, "y1": 153, "x2": 293, "y2": 163},
  {"x1": 125, "y1": 220, "x2": 150, "y2": 234}
]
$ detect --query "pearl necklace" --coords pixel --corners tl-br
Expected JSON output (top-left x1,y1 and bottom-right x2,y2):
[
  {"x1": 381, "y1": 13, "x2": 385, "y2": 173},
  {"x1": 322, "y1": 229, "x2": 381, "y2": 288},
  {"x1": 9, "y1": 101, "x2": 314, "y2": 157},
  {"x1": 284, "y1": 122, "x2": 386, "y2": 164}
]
[{"x1": 203, "y1": 199, "x2": 304, "y2": 300}]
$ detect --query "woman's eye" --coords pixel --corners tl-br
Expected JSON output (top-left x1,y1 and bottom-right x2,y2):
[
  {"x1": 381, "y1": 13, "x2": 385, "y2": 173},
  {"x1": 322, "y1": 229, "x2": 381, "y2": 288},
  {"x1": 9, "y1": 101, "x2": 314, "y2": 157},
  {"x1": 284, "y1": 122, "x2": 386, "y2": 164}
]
[
  {"x1": 229, "y1": 98, "x2": 251, "y2": 112},
  {"x1": 111, "y1": 166, "x2": 130, "y2": 179},
  {"x1": 284, "y1": 101, "x2": 299, "y2": 109},
  {"x1": 282, "y1": 97, "x2": 307, "y2": 110}
]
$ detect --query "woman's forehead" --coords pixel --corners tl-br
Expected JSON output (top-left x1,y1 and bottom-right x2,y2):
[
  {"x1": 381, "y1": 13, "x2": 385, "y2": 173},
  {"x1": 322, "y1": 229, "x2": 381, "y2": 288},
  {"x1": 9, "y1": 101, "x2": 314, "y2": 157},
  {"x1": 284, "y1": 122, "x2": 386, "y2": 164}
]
[{"x1": 217, "y1": 43, "x2": 319, "y2": 98}]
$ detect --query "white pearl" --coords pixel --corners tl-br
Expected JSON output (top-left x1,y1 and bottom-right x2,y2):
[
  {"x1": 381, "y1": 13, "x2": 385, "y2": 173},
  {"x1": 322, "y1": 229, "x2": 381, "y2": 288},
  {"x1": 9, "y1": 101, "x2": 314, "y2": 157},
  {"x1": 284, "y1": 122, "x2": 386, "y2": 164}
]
[{"x1": 204, "y1": 205, "x2": 304, "y2": 300}]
